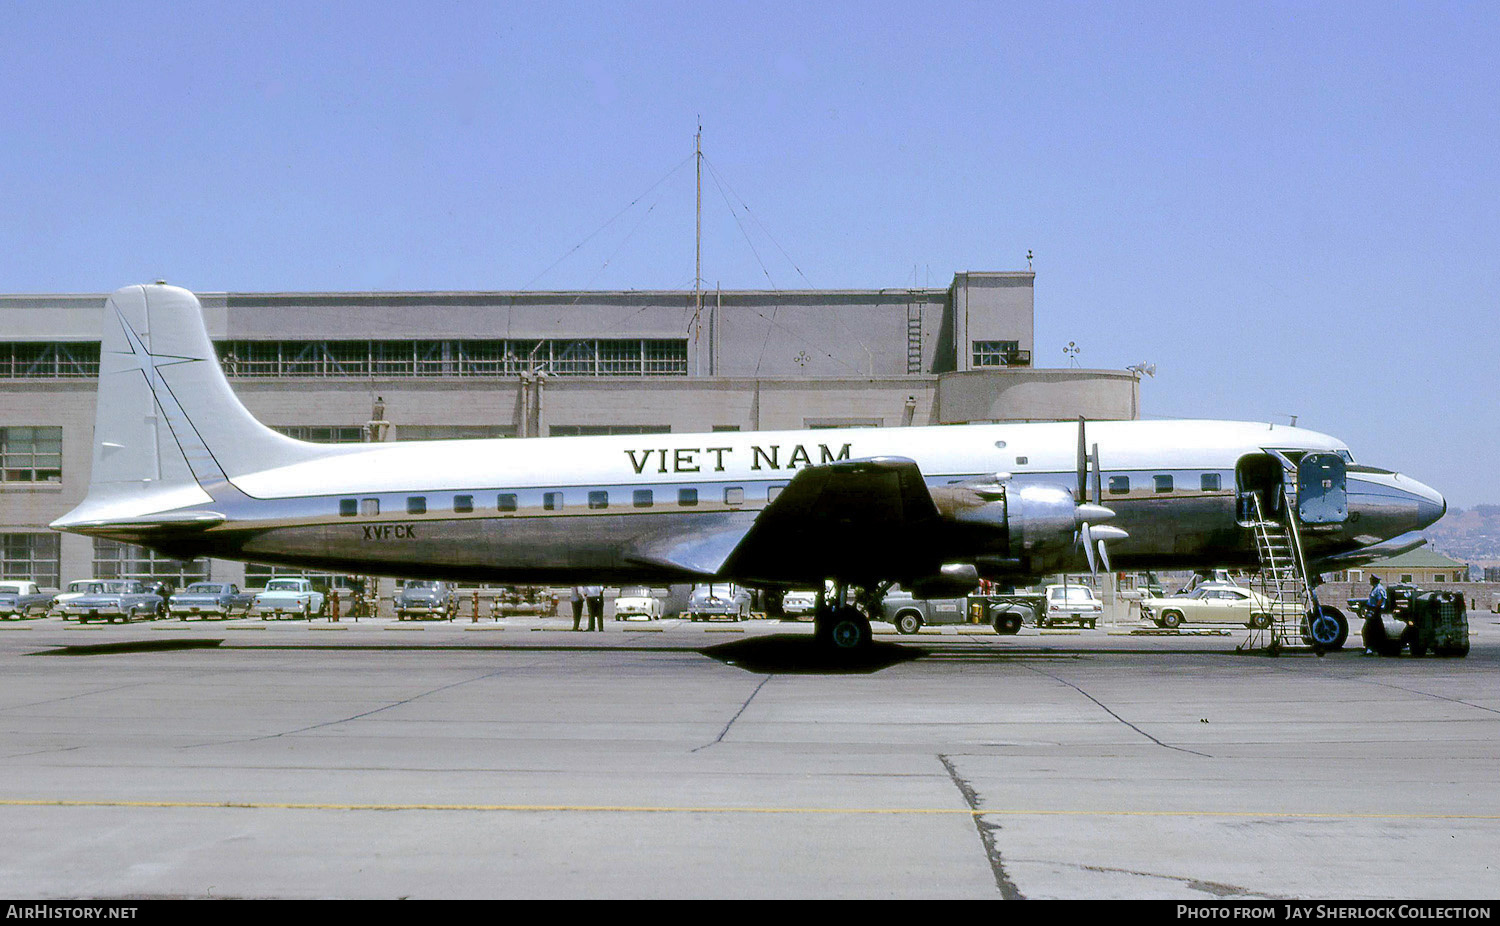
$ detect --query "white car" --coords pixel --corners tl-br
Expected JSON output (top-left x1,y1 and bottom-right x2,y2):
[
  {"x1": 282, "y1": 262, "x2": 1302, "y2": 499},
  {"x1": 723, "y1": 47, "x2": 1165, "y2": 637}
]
[
  {"x1": 252, "y1": 577, "x2": 327, "y2": 620},
  {"x1": 1140, "y1": 584, "x2": 1290, "y2": 629},
  {"x1": 613, "y1": 586, "x2": 665, "y2": 621},
  {"x1": 781, "y1": 589, "x2": 818, "y2": 617},
  {"x1": 1040, "y1": 584, "x2": 1103, "y2": 629},
  {"x1": 686, "y1": 584, "x2": 752, "y2": 621}
]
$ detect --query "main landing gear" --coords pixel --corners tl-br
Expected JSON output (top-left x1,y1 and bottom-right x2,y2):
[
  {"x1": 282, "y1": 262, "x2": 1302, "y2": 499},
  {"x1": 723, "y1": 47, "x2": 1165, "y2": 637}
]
[{"x1": 811, "y1": 580, "x2": 886, "y2": 653}]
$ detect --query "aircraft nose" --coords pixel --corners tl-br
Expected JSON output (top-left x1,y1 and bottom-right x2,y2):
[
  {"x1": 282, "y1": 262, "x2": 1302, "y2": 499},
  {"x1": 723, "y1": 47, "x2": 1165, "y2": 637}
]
[{"x1": 1402, "y1": 475, "x2": 1446, "y2": 530}]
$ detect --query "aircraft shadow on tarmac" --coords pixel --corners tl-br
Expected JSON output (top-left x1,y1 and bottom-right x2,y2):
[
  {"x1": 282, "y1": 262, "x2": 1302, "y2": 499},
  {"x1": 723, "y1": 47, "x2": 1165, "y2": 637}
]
[{"x1": 703, "y1": 634, "x2": 922, "y2": 674}]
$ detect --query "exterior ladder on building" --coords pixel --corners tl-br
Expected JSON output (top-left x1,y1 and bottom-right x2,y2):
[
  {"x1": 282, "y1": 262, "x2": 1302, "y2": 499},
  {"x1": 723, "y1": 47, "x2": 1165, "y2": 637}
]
[
  {"x1": 906, "y1": 297, "x2": 923, "y2": 373},
  {"x1": 1242, "y1": 490, "x2": 1316, "y2": 653}
]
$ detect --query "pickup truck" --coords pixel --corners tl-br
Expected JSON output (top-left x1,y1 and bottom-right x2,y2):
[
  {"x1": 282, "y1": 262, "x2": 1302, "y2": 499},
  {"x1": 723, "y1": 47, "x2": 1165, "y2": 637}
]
[
  {"x1": 251, "y1": 577, "x2": 327, "y2": 620},
  {"x1": 0, "y1": 581, "x2": 55, "y2": 619},
  {"x1": 393, "y1": 580, "x2": 457, "y2": 620},
  {"x1": 169, "y1": 582, "x2": 255, "y2": 620},
  {"x1": 60, "y1": 580, "x2": 164, "y2": 623}
]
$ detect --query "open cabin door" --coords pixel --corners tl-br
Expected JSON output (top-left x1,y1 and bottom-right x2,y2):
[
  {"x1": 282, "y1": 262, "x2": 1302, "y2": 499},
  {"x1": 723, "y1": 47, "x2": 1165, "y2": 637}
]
[{"x1": 1296, "y1": 452, "x2": 1348, "y2": 525}]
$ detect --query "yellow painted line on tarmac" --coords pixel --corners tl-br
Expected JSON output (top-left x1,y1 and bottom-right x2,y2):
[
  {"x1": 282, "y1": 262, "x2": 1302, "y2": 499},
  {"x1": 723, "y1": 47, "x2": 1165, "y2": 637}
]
[{"x1": 0, "y1": 799, "x2": 1496, "y2": 821}]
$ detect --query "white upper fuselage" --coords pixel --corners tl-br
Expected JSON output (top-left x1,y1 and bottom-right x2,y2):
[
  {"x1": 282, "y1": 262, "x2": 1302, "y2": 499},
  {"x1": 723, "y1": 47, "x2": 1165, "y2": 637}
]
[{"x1": 230, "y1": 419, "x2": 1349, "y2": 500}]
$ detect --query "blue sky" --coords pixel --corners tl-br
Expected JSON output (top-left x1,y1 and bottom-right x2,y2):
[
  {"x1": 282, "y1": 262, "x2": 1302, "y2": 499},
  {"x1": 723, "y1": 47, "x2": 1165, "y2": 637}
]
[{"x1": 1, "y1": 1, "x2": 1495, "y2": 507}]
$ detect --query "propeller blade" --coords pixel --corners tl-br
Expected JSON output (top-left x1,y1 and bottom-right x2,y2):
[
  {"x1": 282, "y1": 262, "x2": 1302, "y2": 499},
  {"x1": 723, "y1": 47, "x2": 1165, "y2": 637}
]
[
  {"x1": 1076, "y1": 416, "x2": 1088, "y2": 502},
  {"x1": 1097, "y1": 538, "x2": 1111, "y2": 573},
  {"x1": 1091, "y1": 442, "x2": 1102, "y2": 506},
  {"x1": 1080, "y1": 523, "x2": 1098, "y2": 576}
]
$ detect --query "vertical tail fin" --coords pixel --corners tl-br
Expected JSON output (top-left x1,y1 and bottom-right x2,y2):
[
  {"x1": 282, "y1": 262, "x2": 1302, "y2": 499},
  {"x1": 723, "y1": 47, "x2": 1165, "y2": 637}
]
[{"x1": 54, "y1": 283, "x2": 328, "y2": 528}]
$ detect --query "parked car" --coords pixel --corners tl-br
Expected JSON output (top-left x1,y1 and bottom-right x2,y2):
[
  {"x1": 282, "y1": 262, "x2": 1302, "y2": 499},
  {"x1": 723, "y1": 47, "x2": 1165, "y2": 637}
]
[
  {"x1": 881, "y1": 585, "x2": 970, "y2": 634},
  {"x1": 686, "y1": 584, "x2": 752, "y2": 621},
  {"x1": 60, "y1": 580, "x2": 164, "y2": 623},
  {"x1": 53, "y1": 580, "x2": 105, "y2": 617},
  {"x1": 1140, "y1": 584, "x2": 1292, "y2": 629},
  {"x1": 781, "y1": 589, "x2": 819, "y2": 618},
  {"x1": 169, "y1": 582, "x2": 254, "y2": 620},
  {"x1": 251, "y1": 577, "x2": 327, "y2": 620},
  {"x1": 613, "y1": 586, "x2": 666, "y2": 621},
  {"x1": 394, "y1": 580, "x2": 458, "y2": 620},
  {"x1": 1040, "y1": 584, "x2": 1103, "y2": 628},
  {"x1": 0, "y1": 581, "x2": 56, "y2": 619}
]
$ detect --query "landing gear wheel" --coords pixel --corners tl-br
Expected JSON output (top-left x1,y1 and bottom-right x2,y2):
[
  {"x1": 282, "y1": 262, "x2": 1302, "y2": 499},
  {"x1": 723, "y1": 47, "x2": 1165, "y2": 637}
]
[
  {"x1": 895, "y1": 612, "x2": 922, "y2": 635},
  {"x1": 1303, "y1": 607, "x2": 1348, "y2": 651},
  {"x1": 818, "y1": 606, "x2": 871, "y2": 652}
]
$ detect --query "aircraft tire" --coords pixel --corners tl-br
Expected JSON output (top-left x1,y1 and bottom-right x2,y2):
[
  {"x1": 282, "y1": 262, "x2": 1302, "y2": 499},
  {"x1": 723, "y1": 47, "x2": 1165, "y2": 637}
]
[{"x1": 819, "y1": 606, "x2": 871, "y2": 652}]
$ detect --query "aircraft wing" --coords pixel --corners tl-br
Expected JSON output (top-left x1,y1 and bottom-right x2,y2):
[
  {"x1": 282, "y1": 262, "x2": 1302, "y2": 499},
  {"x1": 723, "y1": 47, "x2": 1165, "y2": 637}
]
[
  {"x1": 719, "y1": 456, "x2": 945, "y2": 584},
  {"x1": 623, "y1": 456, "x2": 945, "y2": 583}
]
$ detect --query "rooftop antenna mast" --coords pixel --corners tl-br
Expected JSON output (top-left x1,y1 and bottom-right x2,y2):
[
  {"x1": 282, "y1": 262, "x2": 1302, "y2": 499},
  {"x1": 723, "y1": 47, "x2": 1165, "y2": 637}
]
[{"x1": 694, "y1": 120, "x2": 703, "y2": 345}]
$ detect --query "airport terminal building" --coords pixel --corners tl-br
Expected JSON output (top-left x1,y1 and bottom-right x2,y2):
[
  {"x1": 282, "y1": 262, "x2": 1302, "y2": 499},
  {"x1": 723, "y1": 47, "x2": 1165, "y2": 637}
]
[{"x1": 0, "y1": 270, "x2": 1139, "y2": 589}]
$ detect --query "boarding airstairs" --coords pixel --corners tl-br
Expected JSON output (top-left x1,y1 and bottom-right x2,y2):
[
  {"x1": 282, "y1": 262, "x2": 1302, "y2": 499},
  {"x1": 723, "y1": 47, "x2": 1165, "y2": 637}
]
[{"x1": 1240, "y1": 490, "x2": 1319, "y2": 653}]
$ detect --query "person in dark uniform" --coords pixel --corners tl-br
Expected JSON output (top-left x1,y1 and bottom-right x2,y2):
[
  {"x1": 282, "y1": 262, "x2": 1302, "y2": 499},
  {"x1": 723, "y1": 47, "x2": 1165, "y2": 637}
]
[
  {"x1": 586, "y1": 585, "x2": 604, "y2": 631},
  {"x1": 1362, "y1": 575, "x2": 1390, "y2": 655},
  {"x1": 570, "y1": 586, "x2": 585, "y2": 631}
]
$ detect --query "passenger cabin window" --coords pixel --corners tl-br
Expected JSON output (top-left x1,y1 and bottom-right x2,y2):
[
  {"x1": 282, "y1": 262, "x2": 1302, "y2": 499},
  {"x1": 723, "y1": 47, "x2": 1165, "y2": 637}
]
[
  {"x1": 633, "y1": 490, "x2": 653, "y2": 508},
  {"x1": 407, "y1": 496, "x2": 427, "y2": 515},
  {"x1": 454, "y1": 495, "x2": 473, "y2": 513},
  {"x1": 589, "y1": 491, "x2": 609, "y2": 510},
  {"x1": 724, "y1": 487, "x2": 744, "y2": 506},
  {"x1": 678, "y1": 488, "x2": 698, "y2": 507},
  {"x1": 767, "y1": 484, "x2": 785, "y2": 502},
  {"x1": 1154, "y1": 475, "x2": 1173, "y2": 493},
  {"x1": 339, "y1": 499, "x2": 358, "y2": 517},
  {"x1": 1201, "y1": 473, "x2": 1221, "y2": 492},
  {"x1": 361, "y1": 498, "x2": 380, "y2": 516},
  {"x1": 1108, "y1": 476, "x2": 1130, "y2": 495},
  {"x1": 498, "y1": 493, "x2": 518, "y2": 512},
  {"x1": 543, "y1": 492, "x2": 563, "y2": 511}
]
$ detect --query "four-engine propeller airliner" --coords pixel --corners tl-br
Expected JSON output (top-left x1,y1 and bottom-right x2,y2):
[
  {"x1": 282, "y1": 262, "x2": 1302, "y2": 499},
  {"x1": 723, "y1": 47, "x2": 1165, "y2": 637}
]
[{"x1": 52, "y1": 284, "x2": 1447, "y2": 651}]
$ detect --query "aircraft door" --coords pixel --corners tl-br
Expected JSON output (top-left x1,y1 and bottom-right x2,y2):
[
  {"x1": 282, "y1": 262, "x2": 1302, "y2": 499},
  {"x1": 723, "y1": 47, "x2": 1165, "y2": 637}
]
[{"x1": 1297, "y1": 453, "x2": 1348, "y2": 524}]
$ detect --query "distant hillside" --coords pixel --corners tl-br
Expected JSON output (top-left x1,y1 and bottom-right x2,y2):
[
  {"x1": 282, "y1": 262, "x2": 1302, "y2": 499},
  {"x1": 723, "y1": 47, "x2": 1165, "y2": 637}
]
[{"x1": 1423, "y1": 505, "x2": 1500, "y2": 564}]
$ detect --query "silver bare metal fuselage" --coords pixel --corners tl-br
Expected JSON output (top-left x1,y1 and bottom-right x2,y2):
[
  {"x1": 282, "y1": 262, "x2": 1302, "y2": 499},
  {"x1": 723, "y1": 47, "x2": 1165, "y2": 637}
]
[{"x1": 121, "y1": 461, "x2": 1438, "y2": 586}]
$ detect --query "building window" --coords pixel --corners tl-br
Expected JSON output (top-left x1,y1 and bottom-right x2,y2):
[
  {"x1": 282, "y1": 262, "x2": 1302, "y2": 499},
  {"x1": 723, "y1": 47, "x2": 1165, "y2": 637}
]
[
  {"x1": 454, "y1": 495, "x2": 473, "y2": 513},
  {"x1": 0, "y1": 342, "x2": 100, "y2": 379},
  {"x1": 498, "y1": 493, "x2": 518, "y2": 512},
  {"x1": 1, "y1": 532, "x2": 60, "y2": 589},
  {"x1": 273, "y1": 425, "x2": 367, "y2": 444},
  {"x1": 972, "y1": 340, "x2": 1028, "y2": 367},
  {"x1": 1201, "y1": 473, "x2": 1221, "y2": 492},
  {"x1": 0, "y1": 426, "x2": 62, "y2": 483},
  {"x1": 549, "y1": 424, "x2": 671, "y2": 437},
  {"x1": 633, "y1": 490, "x2": 653, "y2": 508},
  {"x1": 407, "y1": 497, "x2": 426, "y2": 515},
  {"x1": 214, "y1": 339, "x2": 690, "y2": 379},
  {"x1": 588, "y1": 491, "x2": 609, "y2": 510},
  {"x1": 543, "y1": 492, "x2": 563, "y2": 511},
  {"x1": 1108, "y1": 476, "x2": 1130, "y2": 495},
  {"x1": 678, "y1": 488, "x2": 698, "y2": 507},
  {"x1": 1154, "y1": 475, "x2": 1174, "y2": 493},
  {"x1": 1400, "y1": 574, "x2": 1413, "y2": 583},
  {"x1": 92, "y1": 539, "x2": 208, "y2": 586},
  {"x1": 1433, "y1": 574, "x2": 1445, "y2": 583},
  {"x1": 339, "y1": 499, "x2": 358, "y2": 517},
  {"x1": 244, "y1": 563, "x2": 363, "y2": 591}
]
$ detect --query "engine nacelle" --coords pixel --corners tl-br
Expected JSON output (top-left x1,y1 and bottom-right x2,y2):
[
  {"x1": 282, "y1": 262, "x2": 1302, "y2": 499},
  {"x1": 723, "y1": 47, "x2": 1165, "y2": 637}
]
[
  {"x1": 941, "y1": 481, "x2": 1119, "y2": 576},
  {"x1": 907, "y1": 563, "x2": 981, "y2": 600}
]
